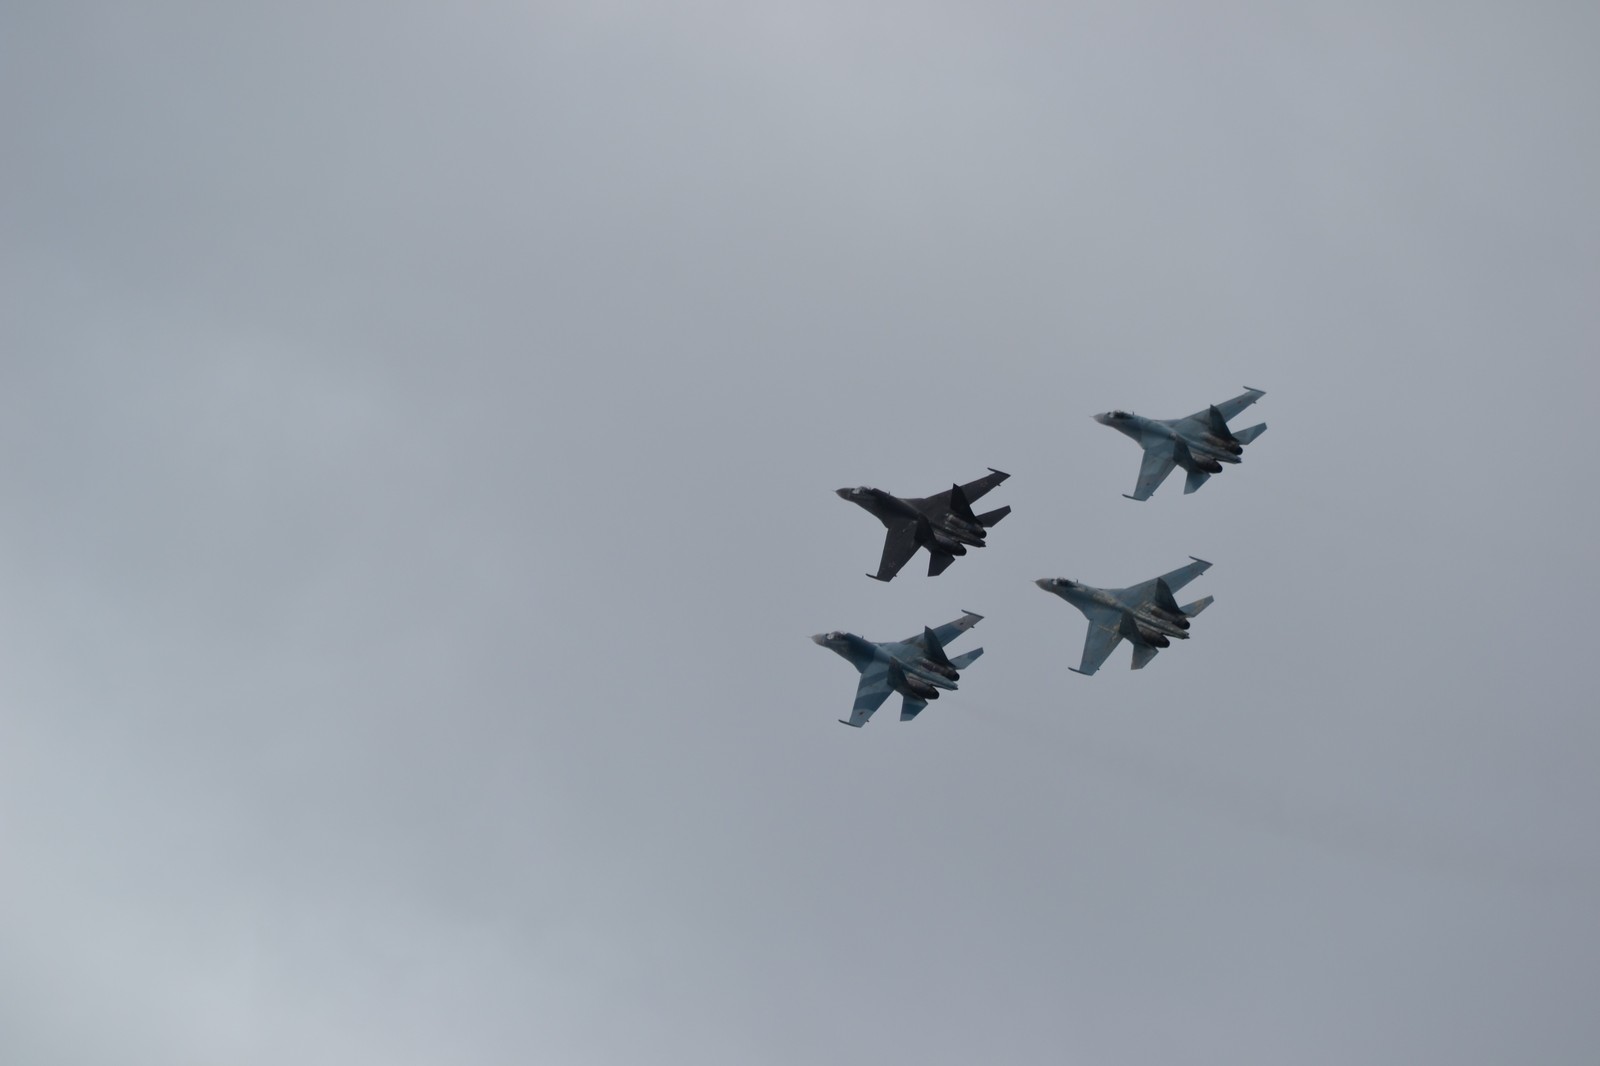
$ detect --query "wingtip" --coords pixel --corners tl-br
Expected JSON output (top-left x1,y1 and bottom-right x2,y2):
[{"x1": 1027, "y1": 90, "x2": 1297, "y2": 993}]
[
  {"x1": 1067, "y1": 667, "x2": 1093, "y2": 676},
  {"x1": 987, "y1": 467, "x2": 1010, "y2": 478},
  {"x1": 838, "y1": 719, "x2": 862, "y2": 727},
  {"x1": 1189, "y1": 555, "x2": 1213, "y2": 566},
  {"x1": 961, "y1": 609, "x2": 984, "y2": 621},
  {"x1": 1122, "y1": 493, "x2": 1144, "y2": 501},
  {"x1": 1243, "y1": 385, "x2": 1265, "y2": 394},
  {"x1": 866, "y1": 573, "x2": 891, "y2": 582}
]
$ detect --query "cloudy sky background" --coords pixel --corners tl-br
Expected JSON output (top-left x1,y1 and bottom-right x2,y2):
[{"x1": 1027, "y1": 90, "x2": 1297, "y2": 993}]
[{"x1": 4, "y1": 2, "x2": 1598, "y2": 1063}]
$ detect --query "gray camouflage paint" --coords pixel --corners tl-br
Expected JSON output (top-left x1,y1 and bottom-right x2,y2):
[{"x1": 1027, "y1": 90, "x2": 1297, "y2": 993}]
[
  {"x1": 812, "y1": 611, "x2": 984, "y2": 727},
  {"x1": 1096, "y1": 387, "x2": 1268, "y2": 500},
  {"x1": 1036, "y1": 559, "x2": 1214, "y2": 676}
]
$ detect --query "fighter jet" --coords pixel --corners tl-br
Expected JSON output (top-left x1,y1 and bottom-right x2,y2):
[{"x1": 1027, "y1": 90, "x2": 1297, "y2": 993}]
[
  {"x1": 1035, "y1": 558, "x2": 1214, "y2": 676},
  {"x1": 837, "y1": 469, "x2": 1011, "y2": 581},
  {"x1": 1095, "y1": 387, "x2": 1267, "y2": 500},
  {"x1": 812, "y1": 611, "x2": 984, "y2": 727}
]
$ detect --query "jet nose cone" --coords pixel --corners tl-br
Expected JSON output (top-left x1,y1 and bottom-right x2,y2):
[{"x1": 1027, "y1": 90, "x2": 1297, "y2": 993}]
[
  {"x1": 834, "y1": 488, "x2": 853, "y2": 500},
  {"x1": 811, "y1": 633, "x2": 828, "y2": 645},
  {"x1": 1034, "y1": 578, "x2": 1054, "y2": 590},
  {"x1": 1092, "y1": 412, "x2": 1111, "y2": 425}
]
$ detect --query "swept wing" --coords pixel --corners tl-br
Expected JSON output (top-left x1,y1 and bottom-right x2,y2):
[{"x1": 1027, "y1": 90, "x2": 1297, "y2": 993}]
[
  {"x1": 1120, "y1": 557, "x2": 1212, "y2": 607},
  {"x1": 924, "y1": 468, "x2": 1009, "y2": 511},
  {"x1": 1070, "y1": 605, "x2": 1125, "y2": 676},
  {"x1": 841, "y1": 669, "x2": 893, "y2": 727},
  {"x1": 1127, "y1": 438, "x2": 1178, "y2": 501},
  {"x1": 871, "y1": 521, "x2": 923, "y2": 582},
  {"x1": 1172, "y1": 387, "x2": 1265, "y2": 434},
  {"x1": 907, "y1": 611, "x2": 984, "y2": 650}
]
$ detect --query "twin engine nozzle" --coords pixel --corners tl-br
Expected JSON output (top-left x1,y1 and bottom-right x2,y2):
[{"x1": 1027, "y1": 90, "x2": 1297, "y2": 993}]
[
  {"x1": 916, "y1": 658, "x2": 959, "y2": 682},
  {"x1": 1135, "y1": 629, "x2": 1171, "y2": 648},
  {"x1": 1150, "y1": 607, "x2": 1191, "y2": 630}
]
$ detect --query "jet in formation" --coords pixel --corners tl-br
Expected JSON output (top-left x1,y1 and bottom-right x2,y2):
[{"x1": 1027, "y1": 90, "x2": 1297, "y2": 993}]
[
  {"x1": 1096, "y1": 387, "x2": 1267, "y2": 500},
  {"x1": 812, "y1": 611, "x2": 984, "y2": 726},
  {"x1": 837, "y1": 469, "x2": 1011, "y2": 581},
  {"x1": 1035, "y1": 558, "x2": 1213, "y2": 675}
]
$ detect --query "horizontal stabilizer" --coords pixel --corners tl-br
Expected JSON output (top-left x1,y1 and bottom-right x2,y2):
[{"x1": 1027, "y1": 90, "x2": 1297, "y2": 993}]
[
  {"x1": 900, "y1": 698, "x2": 928, "y2": 722},
  {"x1": 948, "y1": 647, "x2": 983, "y2": 671},
  {"x1": 1233, "y1": 422, "x2": 1267, "y2": 445},
  {"x1": 928, "y1": 551, "x2": 957, "y2": 577},
  {"x1": 975, "y1": 505, "x2": 1010, "y2": 527},
  {"x1": 1130, "y1": 644, "x2": 1160, "y2": 670},
  {"x1": 1181, "y1": 596, "x2": 1214, "y2": 617},
  {"x1": 1184, "y1": 468, "x2": 1211, "y2": 494}
]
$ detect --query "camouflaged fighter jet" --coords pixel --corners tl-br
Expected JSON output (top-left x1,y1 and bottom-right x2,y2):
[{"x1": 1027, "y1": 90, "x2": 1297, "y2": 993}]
[
  {"x1": 1096, "y1": 387, "x2": 1268, "y2": 500},
  {"x1": 812, "y1": 611, "x2": 984, "y2": 727},
  {"x1": 1035, "y1": 558, "x2": 1214, "y2": 676},
  {"x1": 837, "y1": 469, "x2": 1011, "y2": 581}
]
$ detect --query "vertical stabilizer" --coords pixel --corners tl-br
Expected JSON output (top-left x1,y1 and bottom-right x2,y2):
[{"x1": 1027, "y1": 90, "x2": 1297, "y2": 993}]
[{"x1": 947, "y1": 483, "x2": 978, "y2": 523}]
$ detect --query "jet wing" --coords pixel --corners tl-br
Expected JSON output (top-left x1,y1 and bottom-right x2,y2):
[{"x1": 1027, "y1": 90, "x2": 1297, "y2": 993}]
[
  {"x1": 1071, "y1": 606, "x2": 1124, "y2": 676},
  {"x1": 909, "y1": 611, "x2": 984, "y2": 650},
  {"x1": 870, "y1": 521, "x2": 922, "y2": 582},
  {"x1": 1127, "y1": 439, "x2": 1177, "y2": 501},
  {"x1": 1178, "y1": 387, "x2": 1264, "y2": 429},
  {"x1": 925, "y1": 468, "x2": 1009, "y2": 511},
  {"x1": 1121, "y1": 557, "x2": 1212, "y2": 606},
  {"x1": 841, "y1": 670, "x2": 893, "y2": 727}
]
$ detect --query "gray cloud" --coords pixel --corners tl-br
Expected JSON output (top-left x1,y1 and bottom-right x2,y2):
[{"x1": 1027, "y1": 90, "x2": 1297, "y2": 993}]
[{"x1": 4, "y1": 2, "x2": 1598, "y2": 1063}]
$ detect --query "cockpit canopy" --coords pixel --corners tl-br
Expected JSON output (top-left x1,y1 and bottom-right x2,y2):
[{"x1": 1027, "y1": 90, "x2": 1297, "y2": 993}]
[{"x1": 1108, "y1": 410, "x2": 1132, "y2": 420}]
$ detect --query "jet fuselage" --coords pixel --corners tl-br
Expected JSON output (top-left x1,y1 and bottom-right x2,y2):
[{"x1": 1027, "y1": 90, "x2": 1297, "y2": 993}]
[
  {"x1": 836, "y1": 486, "x2": 987, "y2": 554},
  {"x1": 1093, "y1": 412, "x2": 1241, "y2": 468},
  {"x1": 810, "y1": 632, "x2": 961, "y2": 693},
  {"x1": 1034, "y1": 579, "x2": 1192, "y2": 644}
]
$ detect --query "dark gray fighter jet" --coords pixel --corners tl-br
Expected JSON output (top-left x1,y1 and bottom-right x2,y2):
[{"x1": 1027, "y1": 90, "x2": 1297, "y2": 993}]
[
  {"x1": 836, "y1": 469, "x2": 1011, "y2": 581},
  {"x1": 1035, "y1": 558, "x2": 1214, "y2": 675},
  {"x1": 1095, "y1": 387, "x2": 1267, "y2": 500},
  {"x1": 812, "y1": 611, "x2": 984, "y2": 727}
]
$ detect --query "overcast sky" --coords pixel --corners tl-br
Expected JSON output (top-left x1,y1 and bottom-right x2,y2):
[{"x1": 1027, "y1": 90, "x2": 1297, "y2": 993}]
[{"x1": 4, "y1": 3, "x2": 1599, "y2": 1063}]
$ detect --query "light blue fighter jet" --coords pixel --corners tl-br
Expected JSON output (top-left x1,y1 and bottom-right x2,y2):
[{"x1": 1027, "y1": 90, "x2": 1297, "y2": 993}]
[
  {"x1": 1035, "y1": 559, "x2": 1214, "y2": 675},
  {"x1": 812, "y1": 611, "x2": 984, "y2": 727},
  {"x1": 1095, "y1": 387, "x2": 1267, "y2": 500}
]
